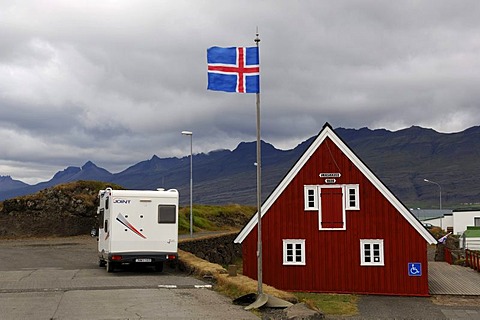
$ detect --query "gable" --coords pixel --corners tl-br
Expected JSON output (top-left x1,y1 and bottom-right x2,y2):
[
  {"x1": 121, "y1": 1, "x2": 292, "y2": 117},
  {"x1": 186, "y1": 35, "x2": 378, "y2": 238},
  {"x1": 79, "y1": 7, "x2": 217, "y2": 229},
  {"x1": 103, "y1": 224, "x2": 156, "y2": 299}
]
[{"x1": 234, "y1": 123, "x2": 437, "y2": 245}]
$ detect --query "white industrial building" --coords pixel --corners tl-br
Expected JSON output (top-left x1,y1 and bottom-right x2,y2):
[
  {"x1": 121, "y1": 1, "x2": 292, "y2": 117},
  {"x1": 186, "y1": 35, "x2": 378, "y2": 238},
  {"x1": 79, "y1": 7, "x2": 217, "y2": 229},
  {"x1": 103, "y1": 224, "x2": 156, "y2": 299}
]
[{"x1": 422, "y1": 209, "x2": 480, "y2": 235}]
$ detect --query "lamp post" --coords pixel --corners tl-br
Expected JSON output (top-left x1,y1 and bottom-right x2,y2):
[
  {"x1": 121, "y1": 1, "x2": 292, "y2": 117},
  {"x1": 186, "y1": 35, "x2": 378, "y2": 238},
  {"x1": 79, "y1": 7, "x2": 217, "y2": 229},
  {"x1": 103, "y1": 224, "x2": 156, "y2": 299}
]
[
  {"x1": 424, "y1": 178, "x2": 442, "y2": 210},
  {"x1": 182, "y1": 131, "x2": 193, "y2": 237}
]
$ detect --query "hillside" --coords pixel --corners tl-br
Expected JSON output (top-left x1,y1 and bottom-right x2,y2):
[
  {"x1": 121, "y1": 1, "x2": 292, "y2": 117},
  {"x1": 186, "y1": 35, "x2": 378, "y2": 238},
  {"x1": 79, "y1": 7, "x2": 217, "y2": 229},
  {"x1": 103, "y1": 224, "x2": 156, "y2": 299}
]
[
  {"x1": 0, "y1": 181, "x2": 122, "y2": 238},
  {"x1": 0, "y1": 181, "x2": 254, "y2": 238},
  {"x1": 1, "y1": 125, "x2": 479, "y2": 208},
  {"x1": 336, "y1": 126, "x2": 480, "y2": 208}
]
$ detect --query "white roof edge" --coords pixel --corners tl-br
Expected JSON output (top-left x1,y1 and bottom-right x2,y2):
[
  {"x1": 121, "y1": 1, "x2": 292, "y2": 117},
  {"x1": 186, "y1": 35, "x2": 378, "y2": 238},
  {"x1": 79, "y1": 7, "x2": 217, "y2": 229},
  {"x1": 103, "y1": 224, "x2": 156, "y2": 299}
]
[
  {"x1": 234, "y1": 125, "x2": 437, "y2": 245},
  {"x1": 109, "y1": 189, "x2": 179, "y2": 197},
  {"x1": 234, "y1": 127, "x2": 330, "y2": 243}
]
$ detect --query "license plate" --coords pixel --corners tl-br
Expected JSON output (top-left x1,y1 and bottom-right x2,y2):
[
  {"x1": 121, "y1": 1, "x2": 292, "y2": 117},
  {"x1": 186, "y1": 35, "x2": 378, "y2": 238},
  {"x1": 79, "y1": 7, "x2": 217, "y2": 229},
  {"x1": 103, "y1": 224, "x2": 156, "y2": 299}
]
[{"x1": 136, "y1": 258, "x2": 152, "y2": 263}]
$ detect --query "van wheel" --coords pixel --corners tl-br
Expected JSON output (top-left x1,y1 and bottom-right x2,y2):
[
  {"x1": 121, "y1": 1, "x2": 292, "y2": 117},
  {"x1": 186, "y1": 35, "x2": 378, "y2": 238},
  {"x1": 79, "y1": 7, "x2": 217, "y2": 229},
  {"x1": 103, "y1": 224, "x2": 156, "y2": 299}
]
[
  {"x1": 106, "y1": 261, "x2": 115, "y2": 273},
  {"x1": 154, "y1": 262, "x2": 164, "y2": 272},
  {"x1": 99, "y1": 259, "x2": 106, "y2": 267}
]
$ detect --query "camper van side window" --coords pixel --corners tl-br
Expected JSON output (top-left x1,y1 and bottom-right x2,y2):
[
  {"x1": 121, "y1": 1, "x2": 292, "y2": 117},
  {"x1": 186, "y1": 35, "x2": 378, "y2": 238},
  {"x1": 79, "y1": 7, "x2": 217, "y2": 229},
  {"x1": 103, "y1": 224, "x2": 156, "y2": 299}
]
[
  {"x1": 158, "y1": 205, "x2": 176, "y2": 224},
  {"x1": 105, "y1": 197, "x2": 109, "y2": 210},
  {"x1": 99, "y1": 209, "x2": 105, "y2": 229},
  {"x1": 105, "y1": 220, "x2": 108, "y2": 233}
]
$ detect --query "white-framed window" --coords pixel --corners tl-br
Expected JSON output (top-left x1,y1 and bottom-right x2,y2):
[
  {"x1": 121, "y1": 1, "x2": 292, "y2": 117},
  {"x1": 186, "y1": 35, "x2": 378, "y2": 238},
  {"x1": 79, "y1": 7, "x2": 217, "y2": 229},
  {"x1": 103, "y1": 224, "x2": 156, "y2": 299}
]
[
  {"x1": 283, "y1": 239, "x2": 306, "y2": 265},
  {"x1": 305, "y1": 184, "x2": 359, "y2": 212},
  {"x1": 304, "y1": 184, "x2": 360, "y2": 231},
  {"x1": 474, "y1": 217, "x2": 480, "y2": 227},
  {"x1": 360, "y1": 239, "x2": 384, "y2": 266},
  {"x1": 304, "y1": 186, "x2": 318, "y2": 210},
  {"x1": 345, "y1": 185, "x2": 360, "y2": 210}
]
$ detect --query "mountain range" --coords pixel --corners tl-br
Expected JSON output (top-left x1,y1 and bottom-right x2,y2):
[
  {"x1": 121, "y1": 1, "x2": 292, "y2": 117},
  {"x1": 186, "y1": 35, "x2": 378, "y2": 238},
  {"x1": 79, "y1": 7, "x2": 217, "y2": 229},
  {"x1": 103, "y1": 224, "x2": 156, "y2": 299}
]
[{"x1": 1, "y1": 125, "x2": 479, "y2": 208}]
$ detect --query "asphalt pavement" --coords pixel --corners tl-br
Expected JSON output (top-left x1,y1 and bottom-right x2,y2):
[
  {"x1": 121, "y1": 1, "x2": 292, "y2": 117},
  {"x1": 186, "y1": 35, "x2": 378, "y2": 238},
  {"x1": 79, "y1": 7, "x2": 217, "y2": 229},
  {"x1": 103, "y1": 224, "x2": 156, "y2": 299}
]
[
  {"x1": 2, "y1": 235, "x2": 480, "y2": 319},
  {"x1": 325, "y1": 295, "x2": 480, "y2": 320},
  {"x1": 0, "y1": 236, "x2": 259, "y2": 320}
]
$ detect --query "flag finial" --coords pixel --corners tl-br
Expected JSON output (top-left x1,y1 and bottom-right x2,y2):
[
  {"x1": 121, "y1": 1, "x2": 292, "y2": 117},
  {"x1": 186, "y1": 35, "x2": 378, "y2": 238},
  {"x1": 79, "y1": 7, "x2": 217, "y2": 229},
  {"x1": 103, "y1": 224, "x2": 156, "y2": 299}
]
[{"x1": 255, "y1": 27, "x2": 260, "y2": 45}]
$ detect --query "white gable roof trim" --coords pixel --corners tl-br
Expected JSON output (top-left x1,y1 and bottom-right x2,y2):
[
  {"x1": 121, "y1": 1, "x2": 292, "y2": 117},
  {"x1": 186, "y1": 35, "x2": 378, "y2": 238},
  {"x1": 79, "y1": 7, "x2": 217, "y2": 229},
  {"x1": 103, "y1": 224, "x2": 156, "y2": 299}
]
[{"x1": 234, "y1": 124, "x2": 437, "y2": 245}]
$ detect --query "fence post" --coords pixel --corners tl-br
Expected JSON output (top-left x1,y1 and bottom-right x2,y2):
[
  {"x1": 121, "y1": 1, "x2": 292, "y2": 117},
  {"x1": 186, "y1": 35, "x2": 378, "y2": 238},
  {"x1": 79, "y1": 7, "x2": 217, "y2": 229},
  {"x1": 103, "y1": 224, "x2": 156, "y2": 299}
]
[
  {"x1": 444, "y1": 247, "x2": 453, "y2": 264},
  {"x1": 465, "y1": 249, "x2": 480, "y2": 272}
]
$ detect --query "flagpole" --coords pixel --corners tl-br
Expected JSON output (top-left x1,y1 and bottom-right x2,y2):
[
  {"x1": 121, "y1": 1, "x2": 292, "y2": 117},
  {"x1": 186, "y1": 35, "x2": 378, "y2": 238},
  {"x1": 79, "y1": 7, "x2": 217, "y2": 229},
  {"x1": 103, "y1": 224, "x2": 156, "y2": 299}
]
[
  {"x1": 254, "y1": 31, "x2": 263, "y2": 296},
  {"x1": 244, "y1": 33, "x2": 291, "y2": 311}
]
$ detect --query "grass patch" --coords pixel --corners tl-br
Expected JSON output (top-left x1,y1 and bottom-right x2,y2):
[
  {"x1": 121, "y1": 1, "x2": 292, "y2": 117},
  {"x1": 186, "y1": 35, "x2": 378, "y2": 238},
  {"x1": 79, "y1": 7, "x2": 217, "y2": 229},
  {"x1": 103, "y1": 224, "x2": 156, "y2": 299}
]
[
  {"x1": 192, "y1": 215, "x2": 215, "y2": 230},
  {"x1": 178, "y1": 204, "x2": 255, "y2": 234},
  {"x1": 293, "y1": 292, "x2": 358, "y2": 316},
  {"x1": 215, "y1": 276, "x2": 252, "y2": 299}
]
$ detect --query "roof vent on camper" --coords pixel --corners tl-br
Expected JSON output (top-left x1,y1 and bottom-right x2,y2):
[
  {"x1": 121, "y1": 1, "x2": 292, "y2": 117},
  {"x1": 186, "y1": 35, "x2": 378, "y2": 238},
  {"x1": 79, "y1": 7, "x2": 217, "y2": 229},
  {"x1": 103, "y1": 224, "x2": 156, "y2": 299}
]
[{"x1": 157, "y1": 188, "x2": 165, "y2": 191}]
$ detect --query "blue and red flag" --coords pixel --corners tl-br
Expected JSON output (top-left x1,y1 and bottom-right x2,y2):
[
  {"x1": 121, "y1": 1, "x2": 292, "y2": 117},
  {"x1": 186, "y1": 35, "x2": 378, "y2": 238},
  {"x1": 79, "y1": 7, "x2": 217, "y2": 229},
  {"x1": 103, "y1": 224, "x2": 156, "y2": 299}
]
[{"x1": 207, "y1": 46, "x2": 260, "y2": 93}]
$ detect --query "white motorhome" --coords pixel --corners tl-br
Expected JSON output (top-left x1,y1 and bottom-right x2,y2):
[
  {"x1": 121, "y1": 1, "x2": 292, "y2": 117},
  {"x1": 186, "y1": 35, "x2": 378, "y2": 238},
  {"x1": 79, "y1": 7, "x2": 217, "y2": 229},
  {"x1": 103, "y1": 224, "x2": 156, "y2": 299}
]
[{"x1": 95, "y1": 188, "x2": 179, "y2": 272}]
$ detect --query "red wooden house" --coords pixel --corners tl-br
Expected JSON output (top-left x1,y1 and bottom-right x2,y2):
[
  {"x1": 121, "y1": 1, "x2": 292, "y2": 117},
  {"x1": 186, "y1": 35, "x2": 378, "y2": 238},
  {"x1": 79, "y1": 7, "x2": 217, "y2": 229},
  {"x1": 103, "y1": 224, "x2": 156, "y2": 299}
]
[{"x1": 234, "y1": 123, "x2": 437, "y2": 296}]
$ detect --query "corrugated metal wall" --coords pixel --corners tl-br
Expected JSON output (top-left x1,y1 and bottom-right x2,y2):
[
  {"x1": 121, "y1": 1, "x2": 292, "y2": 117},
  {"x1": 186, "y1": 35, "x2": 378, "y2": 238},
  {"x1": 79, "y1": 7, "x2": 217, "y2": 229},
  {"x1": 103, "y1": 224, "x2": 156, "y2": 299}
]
[{"x1": 242, "y1": 137, "x2": 430, "y2": 296}]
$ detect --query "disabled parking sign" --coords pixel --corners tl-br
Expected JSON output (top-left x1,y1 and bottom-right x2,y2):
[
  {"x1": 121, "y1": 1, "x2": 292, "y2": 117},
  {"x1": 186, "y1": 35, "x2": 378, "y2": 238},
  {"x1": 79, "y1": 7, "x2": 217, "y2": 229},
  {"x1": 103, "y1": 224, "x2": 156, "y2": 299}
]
[{"x1": 408, "y1": 262, "x2": 422, "y2": 276}]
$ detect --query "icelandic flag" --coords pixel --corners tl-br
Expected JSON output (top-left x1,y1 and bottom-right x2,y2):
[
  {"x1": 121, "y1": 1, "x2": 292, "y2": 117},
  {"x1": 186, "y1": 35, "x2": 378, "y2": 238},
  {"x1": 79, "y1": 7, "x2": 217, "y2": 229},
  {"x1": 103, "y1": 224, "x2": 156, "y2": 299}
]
[{"x1": 207, "y1": 46, "x2": 260, "y2": 93}]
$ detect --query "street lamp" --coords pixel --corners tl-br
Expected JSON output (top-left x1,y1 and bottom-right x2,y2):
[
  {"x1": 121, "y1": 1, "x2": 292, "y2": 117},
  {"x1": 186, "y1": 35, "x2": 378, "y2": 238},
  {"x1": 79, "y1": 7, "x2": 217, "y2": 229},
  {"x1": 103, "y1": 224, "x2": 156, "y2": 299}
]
[
  {"x1": 424, "y1": 178, "x2": 442, "y2": 210},
  {"x1": 181, "y1": 131, "x2": 193, "y2": 237}
]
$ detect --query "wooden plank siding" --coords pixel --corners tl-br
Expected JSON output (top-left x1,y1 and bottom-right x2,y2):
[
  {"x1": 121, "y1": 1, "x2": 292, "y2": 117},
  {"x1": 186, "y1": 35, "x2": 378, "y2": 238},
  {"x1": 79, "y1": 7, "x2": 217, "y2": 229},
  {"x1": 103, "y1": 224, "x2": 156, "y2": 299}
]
[{"x1": 242, "y1": 137, "x2": 430, "y2": 296}]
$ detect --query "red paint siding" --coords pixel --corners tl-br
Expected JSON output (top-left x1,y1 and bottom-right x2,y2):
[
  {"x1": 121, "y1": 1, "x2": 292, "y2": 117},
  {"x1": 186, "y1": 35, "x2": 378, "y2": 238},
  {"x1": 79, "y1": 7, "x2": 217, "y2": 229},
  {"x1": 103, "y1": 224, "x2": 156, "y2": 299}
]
[{"x1": 242, "y1": 137, "x2": 430, "y2": 296}]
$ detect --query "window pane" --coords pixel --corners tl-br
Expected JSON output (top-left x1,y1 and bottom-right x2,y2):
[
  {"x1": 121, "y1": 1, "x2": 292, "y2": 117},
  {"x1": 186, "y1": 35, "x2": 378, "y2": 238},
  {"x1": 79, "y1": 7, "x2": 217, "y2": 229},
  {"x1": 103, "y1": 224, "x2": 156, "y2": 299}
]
[
  {"x1": 158, "y1": 205, "x2": 176, "y2": 223},
  {"x1": 349, "y1": 188, "x2": 356, "y2": 207},
  {"x1": 364, "y1": 244, "x2": 371, "y2": 262},
  {"x1": 287, "y1": 242, "x2": 293, "y2": 258},
  {"x1": 364, "y1": 244, "x2": 370, "y2": 253},
  {"x1": 307, "y1": 189, "x2": 315, "y2": 207},
  {"x1": 361, "y1": 240, "x2": 383, "y2": 266},
  {"x1": 285, "y1": 241, "x2": 304, "y2": 264},
  {"x1": 99, "y1": 209, "x2": 105, "y2": 229}
]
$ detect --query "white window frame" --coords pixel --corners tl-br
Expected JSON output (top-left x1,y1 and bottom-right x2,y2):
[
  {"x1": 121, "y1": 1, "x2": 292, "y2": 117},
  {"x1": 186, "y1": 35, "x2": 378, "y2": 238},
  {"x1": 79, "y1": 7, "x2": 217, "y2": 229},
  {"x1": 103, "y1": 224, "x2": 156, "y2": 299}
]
[
  {"x1": 360, "y1": 239, "x2": 384, "y2": 266},
  {"x1": 345, "y1": 184, "x2": 360, "y2": 210},
  {"x1": 283, "y1": 239, "x2": 306, "y2": 265},
  {"x1": 474, "y1": 217, "x2": 480, "y2": 227},
  {"x1": 304, "y1": 185, "x2": 318, "y2": 210}
]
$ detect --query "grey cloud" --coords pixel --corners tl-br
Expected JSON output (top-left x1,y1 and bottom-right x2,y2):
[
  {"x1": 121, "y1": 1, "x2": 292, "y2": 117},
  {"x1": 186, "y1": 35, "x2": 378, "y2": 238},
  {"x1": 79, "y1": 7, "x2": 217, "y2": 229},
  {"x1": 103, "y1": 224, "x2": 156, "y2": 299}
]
[{"x1": 1, "y1": 0, "x2": 480, "y2": 183}]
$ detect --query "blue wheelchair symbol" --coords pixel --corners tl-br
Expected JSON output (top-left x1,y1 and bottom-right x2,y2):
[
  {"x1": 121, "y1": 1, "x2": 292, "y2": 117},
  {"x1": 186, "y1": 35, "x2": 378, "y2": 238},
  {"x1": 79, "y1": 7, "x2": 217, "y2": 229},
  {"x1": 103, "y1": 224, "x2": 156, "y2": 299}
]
[{"x1": 408, "y1": 263, "x2": 422, "y2": 276}]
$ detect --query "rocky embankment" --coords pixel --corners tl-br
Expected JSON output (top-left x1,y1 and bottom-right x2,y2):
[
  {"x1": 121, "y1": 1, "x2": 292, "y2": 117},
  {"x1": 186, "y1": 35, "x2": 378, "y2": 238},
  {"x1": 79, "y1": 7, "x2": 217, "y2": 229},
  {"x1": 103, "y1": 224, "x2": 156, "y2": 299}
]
[{"x1": 0, "y1": 181, "x2": 116, "y2": 238}]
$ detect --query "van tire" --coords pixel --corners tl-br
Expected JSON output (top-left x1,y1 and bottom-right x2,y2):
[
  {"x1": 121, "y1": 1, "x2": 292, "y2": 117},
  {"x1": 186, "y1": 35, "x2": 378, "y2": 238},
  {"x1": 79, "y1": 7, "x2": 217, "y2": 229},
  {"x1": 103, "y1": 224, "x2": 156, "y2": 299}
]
[
  {"x1": 106, "y1": 261, "x2": 115, "y2": 273},
  {"x1": 154, "y1": 262, "x2": 164, "y2": 272}
]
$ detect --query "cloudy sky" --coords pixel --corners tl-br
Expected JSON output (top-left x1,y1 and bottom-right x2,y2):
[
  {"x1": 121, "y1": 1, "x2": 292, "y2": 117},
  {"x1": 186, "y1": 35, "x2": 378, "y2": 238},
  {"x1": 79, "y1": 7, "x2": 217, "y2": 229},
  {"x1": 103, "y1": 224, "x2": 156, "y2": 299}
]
[{"x1": 1, "y1": 1, "x2": 480, "y2": 184}]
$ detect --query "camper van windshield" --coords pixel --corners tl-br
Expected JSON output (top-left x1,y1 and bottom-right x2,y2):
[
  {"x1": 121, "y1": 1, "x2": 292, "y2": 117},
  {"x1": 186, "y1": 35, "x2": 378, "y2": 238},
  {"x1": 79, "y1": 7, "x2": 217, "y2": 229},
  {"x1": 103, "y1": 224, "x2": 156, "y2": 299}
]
[{"x1": 158, "y1": 205, "x2": 176, "y2": 224}]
